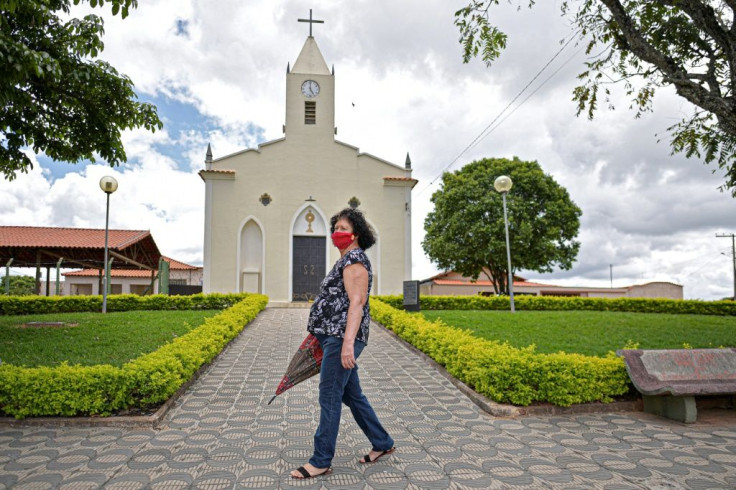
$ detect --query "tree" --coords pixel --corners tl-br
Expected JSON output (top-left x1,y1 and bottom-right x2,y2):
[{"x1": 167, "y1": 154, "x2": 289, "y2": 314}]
[
  {"x1": 455, "y1": 1, "x2": 736, "y2": 196},
  {"x1": 422, "y1": 157, "x2": 582, "y2": 294},
  {"x1": 1, "y1": 275, "x2": 35, "y2": 295},
  {"x1": 0, "y1": 0, "x2": 162, "y2": 180}
]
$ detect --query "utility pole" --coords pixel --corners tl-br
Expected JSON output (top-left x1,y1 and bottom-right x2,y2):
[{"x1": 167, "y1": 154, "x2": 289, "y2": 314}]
[
  {"x1": 610, "y1": 264, "x2": 613, "y2": 288},
  {"x1": 716, "y1": 233, "x2": 736, "y2": 300}
]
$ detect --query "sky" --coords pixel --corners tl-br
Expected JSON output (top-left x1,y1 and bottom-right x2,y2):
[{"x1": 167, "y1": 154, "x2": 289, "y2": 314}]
[{"x1": 1, "y1": 0, "x2": 735, "y2": 300}]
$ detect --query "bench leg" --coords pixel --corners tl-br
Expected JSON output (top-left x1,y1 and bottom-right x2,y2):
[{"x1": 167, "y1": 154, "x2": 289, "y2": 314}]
[{"x1": 643, "y1": 395, "x2": 696, "y2": 423}]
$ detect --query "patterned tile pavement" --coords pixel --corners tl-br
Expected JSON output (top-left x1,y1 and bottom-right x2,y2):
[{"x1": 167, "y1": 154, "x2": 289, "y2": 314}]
[{"x1": 2, "y1": 307, "x2": 736, "y2": 489}]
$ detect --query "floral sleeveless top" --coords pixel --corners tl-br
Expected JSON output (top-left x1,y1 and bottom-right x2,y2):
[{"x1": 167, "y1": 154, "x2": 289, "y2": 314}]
[{"x1": 307, "y1": 248, "x2": 373, "y2": 344}]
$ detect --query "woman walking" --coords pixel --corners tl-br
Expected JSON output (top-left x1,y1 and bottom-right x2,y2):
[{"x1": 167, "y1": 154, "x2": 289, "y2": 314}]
[{"x1": 291, "y1": 208, "x2": 395, "y2": 479}]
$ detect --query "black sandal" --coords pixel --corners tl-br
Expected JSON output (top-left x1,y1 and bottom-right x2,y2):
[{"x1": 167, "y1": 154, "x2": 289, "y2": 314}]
[
  {"x1": 360, "y1": 447, "x2": 395, "y2": 463},
  {"x1": 291, "y1": 466, "x2": 332, "y2": 479}
]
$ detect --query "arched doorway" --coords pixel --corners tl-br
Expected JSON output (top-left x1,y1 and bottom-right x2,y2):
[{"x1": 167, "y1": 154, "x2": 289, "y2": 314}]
[{"x1": 291, "y1": 205, "x2": 328, "y2": 301}]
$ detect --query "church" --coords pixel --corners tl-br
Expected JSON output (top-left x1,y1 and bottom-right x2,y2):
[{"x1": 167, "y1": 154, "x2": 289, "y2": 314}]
[{"x1": 199, "y1": 15, "x2": 416, "y2": 302}]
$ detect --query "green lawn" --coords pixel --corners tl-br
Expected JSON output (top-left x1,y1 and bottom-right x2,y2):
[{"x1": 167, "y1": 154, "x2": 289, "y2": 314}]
[
  {"x1": 0, "y1": 310, "x2": 220, "y2": 367},
  {"x1": 419, "y1": 310, "x2": 736, "y2": 357}
]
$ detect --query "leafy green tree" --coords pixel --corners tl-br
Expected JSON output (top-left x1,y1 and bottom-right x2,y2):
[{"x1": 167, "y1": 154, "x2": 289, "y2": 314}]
[
  {"x1": 455, "y1": 1, "x2": 736, "y2": 195},
  {"x1": 422, "y1": 157, "x2": 582, "y2": 294},
  {"x1": 1, "y1": 275, "x2": 36, "y2": 295},
  {"x1": 1, "y1": 0, "x2": 162, "y2": 180}
]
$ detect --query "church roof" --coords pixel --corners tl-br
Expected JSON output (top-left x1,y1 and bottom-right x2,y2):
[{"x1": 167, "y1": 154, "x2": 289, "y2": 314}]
[
  {"x1": 291, "y1": 37, "x2": 330, "y2": 75},
  {"x1": 383, "y1": 176, "x2": 417, "y2": 181}
]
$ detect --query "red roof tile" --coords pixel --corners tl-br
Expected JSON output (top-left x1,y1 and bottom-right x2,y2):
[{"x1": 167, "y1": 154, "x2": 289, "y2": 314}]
[
  {"x1": 0, "y1": 226, "x2": 161, "y2": 270},
  {"x1": 434, "y1": 279, "x2": 548, "y2": 287},
  {"x1": 64, "y1": 269, "x2": 155, "y2": 277},
  {"x1": 0, "y1": 226, "x2": 151, "y2": 249},
  {"x1": 161, "y1": 256, "x2": 200, "y2": 270}
]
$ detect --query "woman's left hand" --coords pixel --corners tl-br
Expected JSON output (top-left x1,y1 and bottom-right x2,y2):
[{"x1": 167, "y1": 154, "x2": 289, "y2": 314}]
[{"x1": 341, "y1": 339, "x2": 356, "y2": 369}]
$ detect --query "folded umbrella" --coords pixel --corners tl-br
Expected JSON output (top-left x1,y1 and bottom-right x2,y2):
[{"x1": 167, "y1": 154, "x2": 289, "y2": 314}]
[{"x1": 268, "y1": 333, "x2": 323, "y2": 405}]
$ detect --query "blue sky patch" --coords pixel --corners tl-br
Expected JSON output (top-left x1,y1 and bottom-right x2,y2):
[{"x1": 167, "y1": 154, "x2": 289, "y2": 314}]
[
  {"x1": 36, "y1": 92, "x2": 265, "y2": 179},
  {"x1": 175, "y1": 19, "x2": 190, "y2": 38}
]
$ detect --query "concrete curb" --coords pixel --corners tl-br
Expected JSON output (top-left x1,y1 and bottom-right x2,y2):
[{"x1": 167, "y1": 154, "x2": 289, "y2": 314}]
[{"x1": 372, "y1": 319, "x2": 642, "y2": 418}]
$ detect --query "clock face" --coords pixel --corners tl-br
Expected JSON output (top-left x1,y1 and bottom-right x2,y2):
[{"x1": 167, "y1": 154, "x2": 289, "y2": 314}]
[{"x1": 301, "y1": 80, "x2": 320, "y2": 98}]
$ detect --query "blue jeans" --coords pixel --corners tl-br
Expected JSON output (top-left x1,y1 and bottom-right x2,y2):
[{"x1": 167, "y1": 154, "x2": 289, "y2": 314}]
[{"x1": 309, "y1": 334, "x2": 394, "y2": 468}]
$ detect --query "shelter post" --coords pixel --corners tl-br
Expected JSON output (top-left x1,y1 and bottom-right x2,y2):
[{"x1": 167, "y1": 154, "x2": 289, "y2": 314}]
[
  {"x1": 106, "y1": 258, "x2": 114, "y2": 296},
  {"x1": 35, "y1": 251, "x2": 41, "y2": 295},
  {"x1": 158, "y1": 257, "x2": 170, "y2": 295},
  {"x1": 4, "y1": 258, "x2": 12, "y2": 295},
  {"x1": 55, "y1": 258, "x2": 63, "y2": 296},
  {"x1": 149, "y1": 269, "x2": 156, "y2": 295}
]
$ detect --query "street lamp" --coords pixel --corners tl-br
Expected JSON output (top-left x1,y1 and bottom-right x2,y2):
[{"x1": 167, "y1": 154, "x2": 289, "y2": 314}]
[
  {"x1": 99, "y1": 176, "x2": 118, "y2": 313},
  {"x1": 494, "y1": 175, "x2": 515, "y2": 313}
]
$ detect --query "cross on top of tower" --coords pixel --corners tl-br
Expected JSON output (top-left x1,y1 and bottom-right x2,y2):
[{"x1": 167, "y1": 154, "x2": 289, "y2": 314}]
[{"x1": 298, "y1": 9, "x2": 324, "y2": 37}]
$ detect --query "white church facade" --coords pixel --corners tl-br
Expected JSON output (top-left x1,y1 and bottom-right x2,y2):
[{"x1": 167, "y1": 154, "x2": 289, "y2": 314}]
[{"x1": 199, "y1": 26, "x2": 416, "y2": 302}]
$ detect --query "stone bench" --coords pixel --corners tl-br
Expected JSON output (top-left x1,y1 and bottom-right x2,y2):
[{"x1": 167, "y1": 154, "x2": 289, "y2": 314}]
[{"x1": 617, "y1": 348, "x2": 736, "y2": 423}]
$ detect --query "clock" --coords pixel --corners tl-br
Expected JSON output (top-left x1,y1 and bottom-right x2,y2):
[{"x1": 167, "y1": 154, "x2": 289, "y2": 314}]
[{"x1": 301, "y1": 80, "x2": 320, "y2": 98}]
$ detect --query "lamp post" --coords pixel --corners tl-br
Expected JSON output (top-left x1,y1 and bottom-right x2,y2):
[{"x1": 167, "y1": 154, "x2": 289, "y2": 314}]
[
  {"x1": 99, "y1": 176, "x2": 118, "y2": 313},
  {"x1": 494, "y1": 175, "x2": 515, "y2": 313}
]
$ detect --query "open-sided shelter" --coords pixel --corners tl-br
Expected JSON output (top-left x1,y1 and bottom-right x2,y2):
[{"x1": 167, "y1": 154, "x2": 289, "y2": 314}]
[{"x1": 0, "y1": 226, "x2": 161, "y2": 295}]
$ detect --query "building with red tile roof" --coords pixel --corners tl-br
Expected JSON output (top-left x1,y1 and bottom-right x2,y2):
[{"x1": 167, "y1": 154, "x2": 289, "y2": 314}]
[
  {"x1": 420, "y1": 270, "x2": 683, "y2": 299},
  {"x1": 60, "y1": 256, "x2": 202, "y2": 296}
]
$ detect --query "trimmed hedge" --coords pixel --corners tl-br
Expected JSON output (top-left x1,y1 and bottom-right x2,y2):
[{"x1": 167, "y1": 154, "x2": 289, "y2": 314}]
[
  {"x1": 375, "y1": 294, "x2": 736, "y2": 316},
  {"x1": 371, "y1": 299, "x2": 630, "y2": 406},
  {"x1": 0, "y1": 294, "x2": 268, "y2": 418},
  {"x1": 0, "y1": 293, "x2": 251, "y2": 316}
]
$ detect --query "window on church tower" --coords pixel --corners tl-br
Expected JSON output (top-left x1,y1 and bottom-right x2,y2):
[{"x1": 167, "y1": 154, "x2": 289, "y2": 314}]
[{"x1": 305, "y1": 101, "x2": 316, "y2": 124}]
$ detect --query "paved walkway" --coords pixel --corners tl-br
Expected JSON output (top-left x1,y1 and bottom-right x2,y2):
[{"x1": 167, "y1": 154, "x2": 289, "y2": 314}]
[{"x1": 2, "y1": 307, "x2": 736, "y2": 489}]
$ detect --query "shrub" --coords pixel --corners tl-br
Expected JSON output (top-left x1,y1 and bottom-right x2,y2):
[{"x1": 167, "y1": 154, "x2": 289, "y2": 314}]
[
  {"x1": 0, "y1": 294, "x2": 268, "y2": 418},
  {"x1": 371, "y1": 299, "x2": 630, "y2": 406},
  {"x1": 375, "y1": 294, "x2": 736, "y2": 316},
  {"x1": 0, "y1": 293, "x2": 250, "y2": 316}
]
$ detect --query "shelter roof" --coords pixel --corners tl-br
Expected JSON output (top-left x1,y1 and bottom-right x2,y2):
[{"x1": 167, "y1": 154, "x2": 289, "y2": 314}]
[{"x1": 0, "y1": 226, "x2": 161, "y2": 270}]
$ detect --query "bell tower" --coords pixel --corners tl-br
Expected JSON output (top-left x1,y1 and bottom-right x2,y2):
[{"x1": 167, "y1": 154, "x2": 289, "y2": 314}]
[{"x1": 285, "y1": 10, "x2": 335, "y2": 141}]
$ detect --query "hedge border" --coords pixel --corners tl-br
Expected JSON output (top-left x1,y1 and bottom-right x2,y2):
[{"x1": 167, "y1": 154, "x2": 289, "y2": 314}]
[
  {"x1": 371, "y1": 299, "x2": 630, "y2": 407},
  {"x1": 375, "y1": 294, "x2": 736, "y2": 316},
  {"x1": 0, "y1": 294, "x2": 268, "y2": 418},
  {"x1": 0, "y1": 293, "x2": 252, "y2": 316}
]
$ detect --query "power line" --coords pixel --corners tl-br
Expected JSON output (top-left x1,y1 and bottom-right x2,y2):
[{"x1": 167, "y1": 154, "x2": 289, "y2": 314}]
[
  {"x1": 415, "y1": 29, "x2": 581, "y2": 197},
  {"x1": 676, "y1": 253, "x2": 733, "y2": 283},
  {"x1": 716, "y1": 233, "x2": 736, "y2": 299},
  {"x1": 470, "y1": 45, "x2": 585, "y2": 150}
]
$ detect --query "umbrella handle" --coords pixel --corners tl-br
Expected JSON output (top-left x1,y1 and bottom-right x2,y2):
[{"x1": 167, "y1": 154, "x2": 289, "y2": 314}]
[{"x1": 268, "y1": 395, "x2": 277, "y2": 405}]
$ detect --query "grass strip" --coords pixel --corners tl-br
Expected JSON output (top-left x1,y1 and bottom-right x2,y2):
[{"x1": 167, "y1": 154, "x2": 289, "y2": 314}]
[
  {"x1": 372, "y1": 300, "x2": 629, "y2": 406},
  {"x1": 0, "y1": 310, "x2": 220, "y2": 367},
  {"x1": 0, "y1": 294, "x2": 268, "y2": 418},
  {"x1": 419, "y1": 310, "x2": 736, "y2": 357}
]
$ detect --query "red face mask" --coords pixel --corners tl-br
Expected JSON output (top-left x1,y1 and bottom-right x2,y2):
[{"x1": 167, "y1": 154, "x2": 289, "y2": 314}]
[{"x1": 331, "y1": 231, "x2": 355, "y2": 250}]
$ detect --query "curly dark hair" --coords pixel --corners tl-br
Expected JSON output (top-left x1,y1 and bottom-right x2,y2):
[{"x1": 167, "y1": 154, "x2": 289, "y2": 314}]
[{"x1": 330, "y1": 208, "x2": 376, "y2": 250}]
